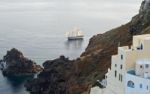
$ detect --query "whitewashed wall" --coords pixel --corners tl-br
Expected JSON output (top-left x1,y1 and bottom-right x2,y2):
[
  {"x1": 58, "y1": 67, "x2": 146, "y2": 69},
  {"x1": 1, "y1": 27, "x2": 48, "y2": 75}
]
[{"x1": 126, "y1": 73, "x2": 150, "y2": 94}]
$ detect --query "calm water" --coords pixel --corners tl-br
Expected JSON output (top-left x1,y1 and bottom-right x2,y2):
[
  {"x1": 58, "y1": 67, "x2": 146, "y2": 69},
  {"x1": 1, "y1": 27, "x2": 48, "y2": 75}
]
[{"x1": 0, "y1": 0, "x2": 142, "y2": 94}]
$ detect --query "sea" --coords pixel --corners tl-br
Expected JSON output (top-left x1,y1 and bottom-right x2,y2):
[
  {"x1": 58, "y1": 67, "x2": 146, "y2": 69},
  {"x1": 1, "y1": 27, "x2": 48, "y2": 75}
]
[{"x1": 0, "y1": 0, "x2": 141, "y2": 94}]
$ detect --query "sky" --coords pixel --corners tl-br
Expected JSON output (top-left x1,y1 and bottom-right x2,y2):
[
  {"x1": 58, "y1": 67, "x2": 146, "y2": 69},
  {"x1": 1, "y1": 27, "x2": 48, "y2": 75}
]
[
  {"x1": 0, "y1": 0, "x2": 144, "y2": 32},
  {"x1": 0, "y1": 0, "x2": 143, "y2": 11},
  {"x1": 0, "y1": 0, "x2": 143, "y2": 18}
]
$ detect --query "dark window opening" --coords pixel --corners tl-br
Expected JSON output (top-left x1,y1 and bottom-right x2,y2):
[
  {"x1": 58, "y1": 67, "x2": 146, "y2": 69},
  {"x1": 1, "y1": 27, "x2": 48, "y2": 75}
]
[
  {"x1": 137, "y1": 44, "x2": 143, "y2": 50},
  {"x1": 119, "y1": 74, "x2": 123, "y2": 82},
  {"x1": 115, "y1": 70, "x2": 117, "y2": 78},
  {"x1": 120, "y1": 65, "x2": 123, "y2": 69},
  {"x1": 121, "y1": 75, "x2": 123, "y2": 82},
  {"x1": 121, "y1": 55, "x2": 123, "y2": 60},
  {"x1": 127, "y1": 81, "x2": 135, "y2": 88},
  {"x1": 140, "y1": 84, "x2": 143, "y2": 88},
  {"x1": 141, "y1": 44, "x2": 143, "y2": 50},
  {"x1": 146, "y1": 64, "x2": 149, "y2": 68}
]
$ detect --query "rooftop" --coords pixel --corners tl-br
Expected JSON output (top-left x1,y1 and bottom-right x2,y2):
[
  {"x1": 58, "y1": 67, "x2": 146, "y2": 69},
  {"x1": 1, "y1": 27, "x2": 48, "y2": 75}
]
[
  {"x1": 127, "y1": 70, "x2": 136, "y2": 75},
  {"x1": 134, "y1": 34, "x2": 150, "y2": 41},
  {"x1": 136, "y1": 59, "x2": 150, "y2": 65}
]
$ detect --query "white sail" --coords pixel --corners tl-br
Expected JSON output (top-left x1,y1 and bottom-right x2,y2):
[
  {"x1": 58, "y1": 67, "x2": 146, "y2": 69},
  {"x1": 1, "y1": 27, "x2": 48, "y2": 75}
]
[
  {"x1": 66, "y1": 27, "x2": 84, "y2": 40},
  {"x1": 65, "y1": 32, "x2": 69, "y2": 37},
  {"x1": 77, "y1": 30, "x2": 83, "y2": 36}
]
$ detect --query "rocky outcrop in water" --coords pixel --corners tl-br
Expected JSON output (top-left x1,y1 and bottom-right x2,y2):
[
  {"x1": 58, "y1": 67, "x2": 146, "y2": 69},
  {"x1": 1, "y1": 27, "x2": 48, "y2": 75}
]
[
  {"x1": 25, "y1": 56, "x2": 73, "y2": 94},
  {"x1": 0, "y1": 48, "x2": 43, "y2": 77}
]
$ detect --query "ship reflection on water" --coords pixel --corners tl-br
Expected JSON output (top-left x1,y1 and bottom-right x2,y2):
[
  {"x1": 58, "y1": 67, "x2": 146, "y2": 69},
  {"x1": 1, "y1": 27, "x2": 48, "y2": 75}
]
[{"x1": 65, "y1": 39, "x2": 84, "y2": 50}]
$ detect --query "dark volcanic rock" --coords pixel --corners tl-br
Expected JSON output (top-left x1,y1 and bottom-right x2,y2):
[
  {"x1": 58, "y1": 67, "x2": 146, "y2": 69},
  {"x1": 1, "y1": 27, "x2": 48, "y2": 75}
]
[
  {"x1": 1, "y1": 48, "x2": 43, "y2": 77},
  {"x1": 130, "y1": 0, "x2": 150, "y2": 34},
  {"x1": 25, "y1": 55, "x2": 73, "y2": 94}
]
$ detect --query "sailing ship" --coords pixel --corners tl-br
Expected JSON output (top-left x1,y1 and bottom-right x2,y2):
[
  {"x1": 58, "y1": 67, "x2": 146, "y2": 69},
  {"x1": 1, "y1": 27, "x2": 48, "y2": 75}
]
[{"x1": 66, "y1": 27, "x2": 84, "y2": 40}]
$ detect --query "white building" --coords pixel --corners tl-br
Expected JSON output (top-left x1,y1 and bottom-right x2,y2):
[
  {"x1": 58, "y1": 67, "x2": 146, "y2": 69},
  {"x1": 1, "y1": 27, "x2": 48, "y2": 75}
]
[{"x1": 92, "y1": 34, "x2": 150, "y2": 94}]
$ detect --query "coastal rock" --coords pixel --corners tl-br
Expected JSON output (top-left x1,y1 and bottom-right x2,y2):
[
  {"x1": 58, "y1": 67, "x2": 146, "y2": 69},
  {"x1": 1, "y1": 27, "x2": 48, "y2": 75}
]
[
  {"x1": 1, "y1": 48, "x2": 43, "y2": 77},
  {"x1": 25, "y1": 55, "x2": 73, "y2": 94}
]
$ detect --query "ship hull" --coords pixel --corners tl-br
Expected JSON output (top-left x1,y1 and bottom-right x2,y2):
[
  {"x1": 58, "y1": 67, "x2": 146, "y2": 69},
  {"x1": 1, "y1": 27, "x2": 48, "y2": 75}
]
[{"x1": 68, "y1": 36, "x2": 84, "y2": 40}]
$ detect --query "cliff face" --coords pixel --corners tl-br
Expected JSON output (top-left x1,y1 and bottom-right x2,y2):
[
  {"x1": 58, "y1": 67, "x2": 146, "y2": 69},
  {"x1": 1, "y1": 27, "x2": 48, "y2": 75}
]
[
  {"x1": 130, "y1": 0, "x2": 150, "y2": 34},
  {"x1": 25, "y1": 1, "x2": 150, "y2": 94}
]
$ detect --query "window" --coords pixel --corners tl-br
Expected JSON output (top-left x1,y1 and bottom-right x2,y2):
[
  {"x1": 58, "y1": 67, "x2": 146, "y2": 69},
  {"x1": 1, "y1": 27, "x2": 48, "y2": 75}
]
[
  {"x1": 120, "y1": 65, "x2": 123, "y2": 69},
  {"x1": 121, "y1": 55, "x2": 123, "y2": 60},
  {"x1": 146, "y1": 64, "x2": 149, "y2": 68},
  {"x1": 115, "y1": 64, "x2": 117, "y2": 67},
  {"x1": 140, "y1": 84, "x2": 143, "y2": 88},
  {"x1": 127, "y1": 81, "x2": 135, "y2": 88},
  {"x1": 115, "y1": 70, "x2": 117, "y2": 78},
  {"x1": 119, "y1": 74, "x2": 120, "y2": 81},
  {"x1": 121, "y1": 75, "x2": 123, "y2": 82},
  {"x1": 141, "y1": 44, "x2": 143, "y2": 50},
  {"x1": 147, "y1": 86, "x2": 148, "y2": 90},
  {"x1": 119, "y1": 74, "x2": 123, "y2": 82},
  {"x1": 140, "y1": 65, "x2": 143, "y2": 68}
]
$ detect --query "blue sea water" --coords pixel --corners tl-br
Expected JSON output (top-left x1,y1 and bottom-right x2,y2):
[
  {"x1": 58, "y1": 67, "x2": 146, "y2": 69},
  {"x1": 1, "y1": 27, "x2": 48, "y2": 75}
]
[{"x1": 0, "y1": 0, "x2": 141, "y2": 94}]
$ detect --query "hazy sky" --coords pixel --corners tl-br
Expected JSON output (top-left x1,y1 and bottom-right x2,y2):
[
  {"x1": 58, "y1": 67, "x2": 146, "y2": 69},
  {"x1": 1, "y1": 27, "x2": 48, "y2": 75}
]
[
  {"x1": 0, "y1": 0, "x2": 143, "y2": 31},
  {"x1": 0, "y1": 0, "x2": 143, "y2": 11},
  {"x1": 0, "y1": 0, "x2": 143, "y2": 17}
]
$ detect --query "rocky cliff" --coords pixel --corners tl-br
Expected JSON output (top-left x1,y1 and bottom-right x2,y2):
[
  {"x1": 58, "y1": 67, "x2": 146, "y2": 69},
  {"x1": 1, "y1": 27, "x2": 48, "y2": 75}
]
[{"x1": 25, "y1": 0, "x2": 150, "y2": 94}]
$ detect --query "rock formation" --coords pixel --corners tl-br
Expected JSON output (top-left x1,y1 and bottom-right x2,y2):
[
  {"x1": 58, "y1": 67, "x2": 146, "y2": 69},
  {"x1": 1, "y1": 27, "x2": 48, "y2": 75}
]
[
  {"x1": 140, "y1": 0, "x2": 150, "y2": 12},
  {"x1": 0, "y1": 48, "x2": 43, "y2": 77},
  {"x1": 25, "y1": 1, "x2": 150, "y2": 94},
  {"x1": 130, "y1": 0, "x2": 150, "y2": 34},
  {"x1": 25, "y1": 56, "x2": 73, "y2": 94}
]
